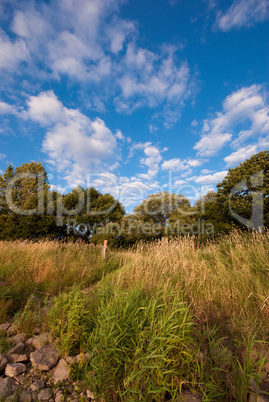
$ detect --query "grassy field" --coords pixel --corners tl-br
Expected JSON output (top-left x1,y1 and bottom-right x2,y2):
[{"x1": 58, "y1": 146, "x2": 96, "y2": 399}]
[{"x1": 1, "y1": 232, "x2": 269, "y2": 401}]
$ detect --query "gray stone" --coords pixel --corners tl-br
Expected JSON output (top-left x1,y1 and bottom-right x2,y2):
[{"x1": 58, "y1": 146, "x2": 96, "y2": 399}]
[
  {"x1": 249, "y1": 378, "x2": 262, "y2": 394},
  {"x1": 6, "y1": 324, "x2": 17, "y2": 336},
  {"x1": 249, "y1": 395, "x2": 269, "y2": 402},
  {"x1": 38, "y1": 388, "x2": 53, "y2": 401},
  {"x1": 25, "y1": 337, "x2": 35, "y2": 348},
  {"x1": 52, "y1": 358, "x2": 69, "y2": 382},
  {"x1": 8, "y1": 342, "x2": 25, "y2": 355},
  {"x1": 19, "y1": 389, "x2": 32, "y2": 402},
  {"x1": 6, "y1": 353, "x2": 28, "y2": 363},
  {"x1": 66, "y1": 356, "x2": 76, "y2": 365},
  {"x1": 0, "y1": 353, "x2": 8, "y2": 371},
  {"x1": 175, "y1": 391, "x2": 203, "y2": 401},
  {"x1": 55, "y1": 391, "x2": 64, "y2": 402},
  {"x1": 10, "y1": 377, "x2": 20, "y2": 392},
  {"x1": 30, "y1": 345, "x2": 59, "y2": 371},
  {"x1": 30, "y1": 380, "x2": 45, "y2": 392},
  {"x1": 5, "y1": 362, "x2": 27, "y2": 377},
  {"x1": 0, "y1": 322, "x2": 11, "y2": 332},
  {"x1": 0, "y1": 377, "x2": 13, "y2": 397},
  {"x1": 31, "y1": 333, "x2": 52, "y2": 350},
  {"x1": 9, "y1": 334, "x2": 27, "y2": 344}
]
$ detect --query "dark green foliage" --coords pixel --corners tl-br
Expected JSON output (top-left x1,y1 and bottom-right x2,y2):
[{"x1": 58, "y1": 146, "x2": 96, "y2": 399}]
[
  {"x1": 217, "y1": 151, "x2": 269, "y2": 230},
  {"x1": 0, "y1": 162, "x2": 124, "y2": 242}
]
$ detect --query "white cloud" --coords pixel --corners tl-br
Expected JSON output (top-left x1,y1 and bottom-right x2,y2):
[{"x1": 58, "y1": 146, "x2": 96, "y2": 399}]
[
  {"x1": 195, "y1": 133, "x2": 232, "y2": 157},
  {"x1": 0, "y1": 153, "x2": 6, "y2": 160},
  {"x1": 106, "y1": 17, "x2": 136, "y2": 54},
  {"x1": 26, "y1": 91, "x2": 121, "y2": 187},
  {"x1": 27, "y1": 91, "x2": 63, "y2": 125},
  {"x1": 1, "y1": 0, "x2": 196, "y2": 126},
  {"x1": 115, "y1": 129, "x2": 125, "y2": 140},
  {"x1": 161, "y1": 157, "x2": 202, "y2": 172},
  {"x1": 195, "y1": 170, "x2": 228, "y2": 185},
  {"x1": 0, "y1": 28, "x2": 29, "y2": 70},
  {"x1": 0, "y1": 101, "x2": 18, "y2": 115},
  {"x1": 116, "y1": 43, "x2": 196, "y2": 125},
  {"x1": 8, "y1": 0, "x2": 125, "y2": 81},
  {"x1": 194, "y1": 85, "x2": 269, "y2": 157},
  {"x1": 224, "y1": 144, "x2": 258, "y2": 167},
  {"x1": 215, "y1": 0, "x2": 269, "y2": 31},
  {"x1": 140, "y1": 144, "x2": 162, "y2": 178},
  {"x1": 119, "y1": 44, "x2": 191, "y2": 107}
]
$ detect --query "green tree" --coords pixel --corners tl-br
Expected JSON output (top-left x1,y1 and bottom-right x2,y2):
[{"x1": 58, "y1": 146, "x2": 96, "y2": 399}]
[
  {"x1": 133, "y1": 191, "x2": 191, "y2": 235},
  {"x1": 62, "y1": 188, "x2": 125, "y2": 241},
  {"x1": 194, "y1": 191, "x2": 232, "y2": 235},
  {"x1": 217, "y1": 151, "x2": 269, "y2": 230}
]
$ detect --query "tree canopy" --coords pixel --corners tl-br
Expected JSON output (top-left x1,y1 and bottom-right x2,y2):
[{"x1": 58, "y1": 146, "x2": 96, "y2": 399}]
[{"x1": 0, "y1": 151, "x2": 268, "y2": 244}]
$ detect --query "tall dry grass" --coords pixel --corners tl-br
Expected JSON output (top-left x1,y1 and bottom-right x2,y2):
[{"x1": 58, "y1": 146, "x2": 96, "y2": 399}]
[
  {"x1": 113, "y1": 231, "x2": 269, "y2": 341},
  {"x1": 0, "y1": 240, "x2": 120, "y2": 317},
  {"x1": 1, "y1": 232, "x2": 269, "y2": 400}
]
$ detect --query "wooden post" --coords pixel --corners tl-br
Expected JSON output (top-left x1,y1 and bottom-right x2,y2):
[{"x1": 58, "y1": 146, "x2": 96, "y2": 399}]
[{"x1": 102, "y1": 240, "x2": 107, "y2": 260}]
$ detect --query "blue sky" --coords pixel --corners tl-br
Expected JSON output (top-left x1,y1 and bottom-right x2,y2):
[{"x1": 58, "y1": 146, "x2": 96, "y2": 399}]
[{"x1": 0, "y1": 0, "x2": 269, "y2": 211}]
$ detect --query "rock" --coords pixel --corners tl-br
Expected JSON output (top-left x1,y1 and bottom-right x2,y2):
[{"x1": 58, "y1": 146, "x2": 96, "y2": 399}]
[
  {"x1": 38, "y1": 388, "x2": 53, "y2": 401},
  {"x1": 0, "y1": 322, "x2": 11, "y2": 332},
  {"x1": 8, "y1": 342, "x2": 25, "y2": 355},
  {"x1": 175, "y1": 391, "x2": 202, "y2": 401},
  {"x1": 6, "y1": 353, "x2": 28, "y2": 363},
  {"x1": 76, "y1": 352, "x2": 91, "y2": 364},
  {"x1": 66, "y1": 356, "x2": 76, "y2": 365},
  {"x1": 30, "y1": 345, "x2": 59, "y2": 371},
  {"x1": 0, "y1": 377, "x2": 13, "y2": 397},
  {"x1": 25, "y1": 337, "x2": 35, "y2": 348},
  {"x1": 31, "y1": 392, "x2": 38, "y2": 400},
  {"x1": 31, "y1": 333, "x2": 52, "y2": 350},
  {"x1": 52, "y1": 358, "x2": 70, "y2": 382},
  {"x1": 9, "y1": 377, "x2": 20, "y2": 392},
  {"x1": 19, "y1": 389, "x2": 32, "y2": 402},
  {"x1": 55, "y1": 390, "x2": 64, "y2": 402},
  {"x1": 30, "y1": 380, "x2": 45, "y2": 392},
  {"x1": 15, "y1": 373, "x2": 26, "y2": 384},
  {"x1": 249, "y1": 395, "x2": 269, "y2": 402},
  {"x1": 6, "y1": 324, "x2": 17, "y2": 336},
  {"x1": 5, "y1": 362, "x2": 27, "y2": 377},
  {"x1": 87, "y1": 390, "x2": 95, "y2": 399},
  {"x1": 9, "y1": 334, "x2": 27, "y2": 344},
  {"x1": 249, "y1": 378, "x2": 262, "y2": 394},
  {"x1": 0, "y1": 353, "x2": 8, "y2": 371}
]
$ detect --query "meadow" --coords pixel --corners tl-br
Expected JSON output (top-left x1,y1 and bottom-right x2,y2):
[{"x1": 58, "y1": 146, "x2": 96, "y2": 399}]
[{"x1": 1, "y1": 232, "x2": 269, "y2": 401}]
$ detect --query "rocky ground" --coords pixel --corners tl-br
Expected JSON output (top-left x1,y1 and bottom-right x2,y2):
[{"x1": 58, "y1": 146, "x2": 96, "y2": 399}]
[{"x1": 1, "y1": 321, "x2": 269, "y2": 401}]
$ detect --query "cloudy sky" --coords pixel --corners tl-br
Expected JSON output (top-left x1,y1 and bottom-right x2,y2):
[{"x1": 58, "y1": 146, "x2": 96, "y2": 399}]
[{"x1": 0, "y1": 0, "x2": 268, "y2": 210}]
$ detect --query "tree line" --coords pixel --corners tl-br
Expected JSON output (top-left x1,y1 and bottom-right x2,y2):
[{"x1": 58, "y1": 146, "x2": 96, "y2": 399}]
[{"x1": 0, "y1": 151, "x2": 268, "y2": 246}]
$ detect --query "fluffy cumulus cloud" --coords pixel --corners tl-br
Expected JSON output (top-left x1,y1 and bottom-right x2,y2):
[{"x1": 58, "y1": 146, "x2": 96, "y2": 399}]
[
  {"x1": 161, "y1": 157, "x2": 202, "y2": 172},
  {"x1": 128, "y1": 142, "x2": 163, "y2": 179},
  {"x1": 224, "y1": 144, "x2": 258, "y2": 167},
  {"x1": 195, "y1": 170, "x2": 228, "y2": 185},
  {"x1": 26, "y1": 91, "x2": 120, "y2": 187},
  {"x1": 194, "y1": 85, "x2": 269, "y2": 157},
  {"x1": 215, "y1": 0, "x2": 269, "y2": 31}
]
